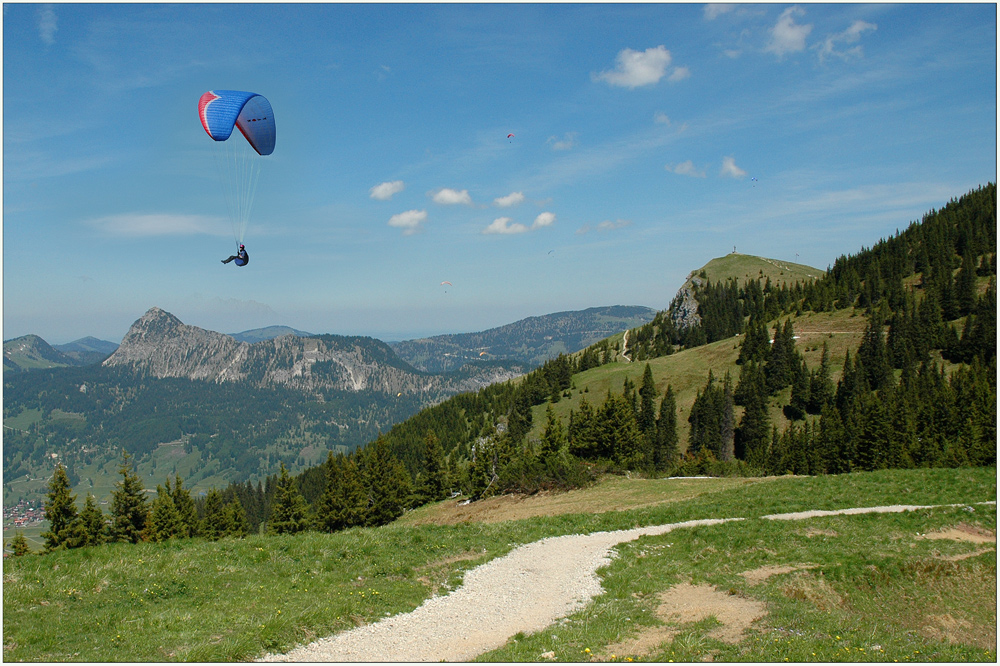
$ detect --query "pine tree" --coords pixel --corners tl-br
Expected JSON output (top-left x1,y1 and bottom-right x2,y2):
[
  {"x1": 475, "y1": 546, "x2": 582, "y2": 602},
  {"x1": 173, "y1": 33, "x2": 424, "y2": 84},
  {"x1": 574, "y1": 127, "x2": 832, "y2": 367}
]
[
  {"x1": 223, "y1": 496, "x2": 250, "y2": 537},
  {"x1": 539, "y1": 405, "x2": 568, "y2": 461},
  {"x1": 171, "y1": 475, "x2": 199, "y2": 538},
  {"x1": 42, "y1": 464, "x2": 79, "y2": 552},
  {"x1": 146, "y1": 484, "x2": 182, "y2": 542},
  {"x1": 568, "y1": 397, "x2": 600, "y2": 459},
  {"x1": 856, "y1": 313, "x2": 892, "y2": 392},
  {"x1": 653, "y1": 386, "x2": 679, "y2": 472},
  {"x1": 79, "y1": 493, "x2": 107, "y2": 547},
  {"x1": 267, "y1": 463, "x2": 312, "y2": 535},
  {"x1": 201, "y1": 488, "x2": 228, "y2": 539},
  {"x1": 315, "y1": 453, "x2": 368, "y2": 532},
  {"x1": 110, "y1": 453, "x2": 149, "y2": 544},
  {"x1": 11, "y1": 531, "x2": 30, "y2": 557},
  {"x1": 363, "y1": 437, "x2": 412, "y2": 527},
  {"x1": 418, "y1": 431, "x2": 448, "y2": 502},
  {"x1": 807, "y1": 342, "x2": 835, "y2": 414},
  {"x1": 637, "y1": 364, "x2": 658, "y2": 439}
]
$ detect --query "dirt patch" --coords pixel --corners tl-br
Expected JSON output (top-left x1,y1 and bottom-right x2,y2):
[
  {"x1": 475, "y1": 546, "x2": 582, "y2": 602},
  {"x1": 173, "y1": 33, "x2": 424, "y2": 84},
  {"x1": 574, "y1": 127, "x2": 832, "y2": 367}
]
[
  {"x1": 603, "y1": 583, "x2": 767, "y2": 659},
  {"x1": 922, "y1": 613, "x2": 993, "y2": 650},
  {"x1": 740, "y1": 563, "x2": 818, "y2": 586},
  {"x1": 398, "y1": 475, "x2": 773, "y2": 526},
  {"x1": 414, "y1": 550, "x2": 485, "y2": 595},
  {"x1": 803, "y1": 527, "x2": 838, "y2": 538},
  {"x1": 918, "y1": 523, "x2": 996, "y2": 545},
  {"x1": 780, "y1": 571, "x2": 844, "y2": 612}
]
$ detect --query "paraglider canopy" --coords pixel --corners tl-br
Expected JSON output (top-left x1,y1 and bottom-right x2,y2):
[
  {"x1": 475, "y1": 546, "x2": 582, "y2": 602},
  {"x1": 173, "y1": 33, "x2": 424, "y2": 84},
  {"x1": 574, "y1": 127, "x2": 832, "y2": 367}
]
[{"x1": 199, "y1": 90, "x2": 275, "y2": 155}]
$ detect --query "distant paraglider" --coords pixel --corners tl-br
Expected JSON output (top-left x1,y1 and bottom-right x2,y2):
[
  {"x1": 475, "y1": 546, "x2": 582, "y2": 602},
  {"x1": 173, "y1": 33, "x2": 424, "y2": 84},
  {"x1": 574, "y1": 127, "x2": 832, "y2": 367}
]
[
  {"x1": 507, "y1": 133, "x2": 515, "y2": 143},
  {"x1": 199, "y1": 89, "x2": 275, "y2": 261}
]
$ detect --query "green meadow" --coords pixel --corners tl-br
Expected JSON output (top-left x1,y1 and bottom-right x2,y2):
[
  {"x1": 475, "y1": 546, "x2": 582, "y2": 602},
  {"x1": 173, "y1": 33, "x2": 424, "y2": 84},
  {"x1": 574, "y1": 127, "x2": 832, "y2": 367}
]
[{"x1": 3, "y1": 466, "x2": 994, "y2": 662}]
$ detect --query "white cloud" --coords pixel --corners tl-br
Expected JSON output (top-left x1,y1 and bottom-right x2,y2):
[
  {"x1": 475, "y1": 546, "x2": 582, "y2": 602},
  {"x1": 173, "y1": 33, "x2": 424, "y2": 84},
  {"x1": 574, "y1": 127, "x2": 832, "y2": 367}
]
[
  {"x1": 817, "y1": 20, "x2": 877, "y2": 62},
  {"x1": 766, "y1": 6, "x2": 812, "y2": 56},
  {"x1": 654, "y1": 112, "x2": 671, "y2": 125},
  {"x1": 547, "y1": 132, "x2": 578, "y2": 151},
  {"x1": 704, "y1": 4, "x2": 736, "y2": 20},
  {"x1": 668, "y1": 161, "x2": 706, "y2": 178},
  {"x1": 369, "y1": 180, "x2": 404, "y2": 200},
  {"x1": 482, "y1": 217, "x2": 528, "y2": 235},
  {"x1": 576, "y1": 219, "x2": 632, "y2": 235},
  {"x1": 668, "y1": 66, "x2": 691, "y2": 83},
  {"x1": 87, "y1": 213, "x2": 222, "y2": 237},
  {"x1": 594, "y1": 46, "x2": 674, "y2": 89},
  {"x1": 494, "y1": 192, "x2": 525, "y2": 208},
  {"x1": 431, "y1": 188, "x2": 472, "y2": 205},
  {"x1": 532, "y1": 212, "x2": 556, "y2": 228},
  {"x1": 37, "y1": 5, "x2": 57, "y2": 46},
  {"x1": 720, "y1": 156, "x2": 747, "y2": 179},
  {"x1": 388, "y1": 209, "x2": 427, "y2": 235}
]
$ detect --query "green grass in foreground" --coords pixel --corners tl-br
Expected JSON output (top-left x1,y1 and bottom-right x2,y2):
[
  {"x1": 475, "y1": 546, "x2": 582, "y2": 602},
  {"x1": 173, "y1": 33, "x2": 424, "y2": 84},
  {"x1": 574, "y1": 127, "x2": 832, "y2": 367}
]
[{"x1": 2, "y1": 467, "x2": 995, "y2": 662}]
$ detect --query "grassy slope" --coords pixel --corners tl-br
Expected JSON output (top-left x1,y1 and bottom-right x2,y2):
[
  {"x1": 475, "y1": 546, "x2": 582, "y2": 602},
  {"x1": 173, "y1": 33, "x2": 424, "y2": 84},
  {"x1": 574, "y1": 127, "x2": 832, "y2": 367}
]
[
  {"x1": 2, "y1": 467, "x2": 995, "y2": 662},
  {"x1": 529, "y1": 305, "x2": 870, "y2": 447}
]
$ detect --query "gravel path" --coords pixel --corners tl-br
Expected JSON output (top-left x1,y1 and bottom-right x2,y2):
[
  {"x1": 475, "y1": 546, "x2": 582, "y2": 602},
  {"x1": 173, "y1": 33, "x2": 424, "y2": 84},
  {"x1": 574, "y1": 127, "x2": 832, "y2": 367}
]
[{"x1": 260, "y1": 502, "x2": 993, "y2": 662}]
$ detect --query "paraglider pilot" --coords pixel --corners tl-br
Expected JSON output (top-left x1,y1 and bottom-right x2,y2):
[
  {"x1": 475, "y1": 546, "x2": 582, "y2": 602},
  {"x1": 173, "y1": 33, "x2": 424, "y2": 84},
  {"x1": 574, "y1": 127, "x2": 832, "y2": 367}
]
[{"x1": 222, "y1": 244, "x2": 249, "y2": 266}]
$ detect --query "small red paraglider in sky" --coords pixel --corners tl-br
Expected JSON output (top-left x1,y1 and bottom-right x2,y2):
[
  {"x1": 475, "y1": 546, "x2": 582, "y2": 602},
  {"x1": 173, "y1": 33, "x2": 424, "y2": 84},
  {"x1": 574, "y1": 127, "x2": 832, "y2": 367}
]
[{"x1": 507, "y1": 133, "x2": 515, "y2": 142}]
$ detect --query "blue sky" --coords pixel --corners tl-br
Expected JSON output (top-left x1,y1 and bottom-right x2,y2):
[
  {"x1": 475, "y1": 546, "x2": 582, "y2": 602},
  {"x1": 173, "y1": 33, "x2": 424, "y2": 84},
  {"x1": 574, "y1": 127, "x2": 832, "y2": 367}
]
[{"x1": 3, "y1": 3, "x2": 996, "y2": 344}]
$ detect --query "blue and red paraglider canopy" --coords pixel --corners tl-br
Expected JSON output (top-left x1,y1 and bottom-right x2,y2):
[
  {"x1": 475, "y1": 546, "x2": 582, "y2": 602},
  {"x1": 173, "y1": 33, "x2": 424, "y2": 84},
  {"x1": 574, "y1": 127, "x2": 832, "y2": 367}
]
[{"x1": 198, "y1": 90, "x2": 275, "y2": 156}]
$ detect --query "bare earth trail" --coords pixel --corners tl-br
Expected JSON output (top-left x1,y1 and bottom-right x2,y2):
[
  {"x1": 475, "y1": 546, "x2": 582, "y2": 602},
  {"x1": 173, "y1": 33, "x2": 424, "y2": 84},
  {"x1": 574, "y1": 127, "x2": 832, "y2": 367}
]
[{"x1": 261, "y1": 502, "x2": 995, "y2": 663}]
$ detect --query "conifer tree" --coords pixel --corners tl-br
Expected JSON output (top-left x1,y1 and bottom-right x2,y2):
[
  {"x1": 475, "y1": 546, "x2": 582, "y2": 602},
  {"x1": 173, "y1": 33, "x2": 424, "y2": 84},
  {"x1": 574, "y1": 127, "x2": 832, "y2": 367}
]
[
  {"x1": 539, "y1": 405, "x2": 568, "y2": 461},
  {"x1": 147, "y1": 484, "x2": 182, "y2": 542},
  {"x1": 42, "y1": 464, "x2": 79, "y2": 552},
  {"x1": 110, "y1": 453, "x2": 149, "y2": 544},
  {"x1": 637, "y1": 364, "x2": 658, "y2": 438},
  {"x1": 79, "y1": 493, "x2": 107, "y2": 547},
  {"x1": 171, "y1": 475, "x2": 199, "y2": 538},
  {"x1": 857, "y1": 314, "x2": 892, "y2": 392},
  {"x1": 201, "y1": 489, "x2": 228, "y2": 540},
  {"x1": 418, "y1": 431, "x2": 448, "y2": 502},
  {"x1": 11, "y1": 531, "x2": 30, "y2": 557},
  {"x1": 807, "y1": 342, "x2": 835, "y2": 414},
  {"x1": 315, "y1": 453, "x2": 368, "y2": 532},
  {"x1": 653, "y1": 386, "x2": 679, "y2": 472},
  {"x1": 267, "y1": 463, "x2": 312, "y2": 535},
  {"x1": 363, "y1": 437, "x2": 412, "y2": 526},
  {"x1": 568, "y1": 397, "x2": 600, "y2": 458},
  {"x1": 223, "y1": 496, "x2": 250, "y2": 537}
]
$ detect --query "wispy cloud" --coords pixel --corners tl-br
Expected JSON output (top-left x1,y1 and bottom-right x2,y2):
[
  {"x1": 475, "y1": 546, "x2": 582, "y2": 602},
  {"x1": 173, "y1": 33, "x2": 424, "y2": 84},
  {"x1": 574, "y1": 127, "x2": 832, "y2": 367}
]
[
  {"x1": 388, "y1": 209, "x2": 427, "y2": 235},
  {"x1": 668, "y1": 161, "x2": 706, "y2": 178},
  {"x1": 494, "y1": 192, "x2": 525, "y2": 207},
  {"x1": 704, "y1": 4, "x2": 736, "y2": 21},
  {"x1": 369, "y1": 180, "x2": 404, "y2": 200},
  {"x1": 577, "y1": 219, "x2": 632, "y2": 235},
  {"x1": 87, "y1": 213, "x2": 224, "y2": 237},
  {"x1": 431, "y1": 188, "x2": 472, "y2": 205},
  {"x1": 547, "y1": 132, "x2": 578, "y2": 151},
  {"x1": 817, "y1": 20, "x2": 877, "y2": 62},
  {"x1": 766, "y1": 6, "x2": 812, "y2": 57},
  {"x1": 533, "y1": 212, "x2": 556, "y2": 229},
  {"x1": 593, "y1": 45, "x2": 687, "y2": 89},
  {"x1": 37, "y1": 5, "x2": 57, "y2": 45},
  {"x1": 482, "y1": 217, "x2": 528, "y2": 235},
  {"x1": 720, "y1": 156, "x2": 747, "y2": 179}
]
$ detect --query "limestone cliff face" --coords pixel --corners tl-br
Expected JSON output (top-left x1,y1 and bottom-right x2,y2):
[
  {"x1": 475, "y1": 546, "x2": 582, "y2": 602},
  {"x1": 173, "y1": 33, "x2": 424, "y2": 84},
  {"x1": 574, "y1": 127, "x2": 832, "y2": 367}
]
[
  {"x1": 668, "y1": 273, "x2": 703, "y2": 331},
  {"x1": 103, "y1": 308, "x2": 522, "y2": 395}
]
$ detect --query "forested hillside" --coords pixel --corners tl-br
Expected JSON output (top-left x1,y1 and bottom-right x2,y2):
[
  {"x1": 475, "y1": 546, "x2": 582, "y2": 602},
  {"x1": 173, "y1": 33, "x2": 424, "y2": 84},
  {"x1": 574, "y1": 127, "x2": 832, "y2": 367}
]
[
  {"x1": 186, "y1": 184, "x2": 995, "y2": 538},
  {"x1": 13, "y1": 185, "x2": 995, "y2": 544}
]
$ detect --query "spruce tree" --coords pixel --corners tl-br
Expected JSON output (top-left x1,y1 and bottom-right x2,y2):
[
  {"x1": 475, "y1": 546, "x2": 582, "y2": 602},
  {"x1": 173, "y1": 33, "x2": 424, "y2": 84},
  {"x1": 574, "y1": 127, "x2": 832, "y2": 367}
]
[
  {"x1": 11, "y1": 532, "x2": 30, "y2": 557},
  {"x1": 42, "y1": 464, "x2": 79, "y2": 552},
  {"x1": 147, "y1": 484, "x2": 182, "y2": 542},
  {"x1": 539, "y1": 405, "x2": 568, "y2": 462},
  {"x1": 110, "y1": 453, "x2": 149, "y2": 544},
  {"x1": 201, "y1": 488, "x2": 227, "y2": 539},
  {"x1": 637, "y1": 364, "x2": 658, "y2": 439},
  {"x1": 419, "y1": 431, "x2": 448, "y2": 502},
  {"x1": 79, "y1": 493, "x2": 107, "y2": 547},
  {"x1": 267, "y1": 463, "x2": 312, "y2": 535},
  {"x1": 171, "y1": 476, "x2": 199, "y2": 538},
  {"x1": 653, "y1": 386, "x2": 679, "y2": 472},
  {"x1": 807, "y1": 342, "x2": 835, "y2": 414},
  {"x1": 363, "y1": 437, "x2": 412, "y2": 526},
  {"x1": 223, "y1": 497, "x2": 250, "y2": 537}
]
